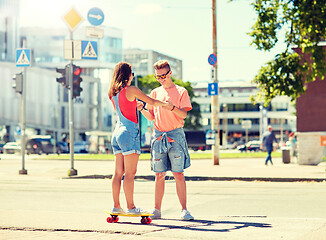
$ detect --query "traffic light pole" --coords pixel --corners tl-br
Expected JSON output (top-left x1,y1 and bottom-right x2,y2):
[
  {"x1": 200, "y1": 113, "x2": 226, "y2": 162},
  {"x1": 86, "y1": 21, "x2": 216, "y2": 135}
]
[
  {"x1": 68, "y1": 32, "x2": 77, "y2": 176},
  {"x1": 212, "y1": 0, "x2": 220, "y2": 165},
  {"x1": 68, "y1": 61, "x2": 77, "y2": 176},
  {"x1": 19, "y1": 66, "x2": 27, "y2": 174},
  {"x1": 19, "y1": 40, "x2": 27, "y2": 174}
]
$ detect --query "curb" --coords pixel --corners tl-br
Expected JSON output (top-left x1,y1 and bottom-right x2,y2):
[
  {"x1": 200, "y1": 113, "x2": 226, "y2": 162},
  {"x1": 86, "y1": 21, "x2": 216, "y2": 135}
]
[{"x1": 64, "y1": 174, "x2": 326, "y2": 182}]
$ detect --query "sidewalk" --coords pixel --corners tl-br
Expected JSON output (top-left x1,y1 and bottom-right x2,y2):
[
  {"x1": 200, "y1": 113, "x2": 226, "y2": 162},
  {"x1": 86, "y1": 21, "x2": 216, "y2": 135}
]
[
  {"x1": 1, "y1": 154, "x2": 326, "y2": 240},
  {"x1": 0, "y1": 154, "x2": 325, "y2": 181}
]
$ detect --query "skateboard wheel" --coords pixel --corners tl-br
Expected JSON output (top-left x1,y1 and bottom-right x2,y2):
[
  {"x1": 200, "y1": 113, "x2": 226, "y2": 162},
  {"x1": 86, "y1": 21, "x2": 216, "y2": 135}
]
[
  {"x1": 113, "y1": 216, "x2": 119, "y2": 223},
  {"x1": 147, "y1": 217, "x2": 152, "y2": 224},
  {"x1": 141, "y1": 218, "x2": 148, "y2": 224},
  {"x1": 107, "y1": 217, "x2": 113, "y2": 223}
]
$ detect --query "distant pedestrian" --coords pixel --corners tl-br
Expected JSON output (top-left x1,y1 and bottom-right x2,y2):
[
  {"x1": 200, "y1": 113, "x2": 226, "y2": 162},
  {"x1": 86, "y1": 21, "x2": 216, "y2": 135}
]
[{"x1": 261, "y1": 125, "x2": 279, "y2": 165}]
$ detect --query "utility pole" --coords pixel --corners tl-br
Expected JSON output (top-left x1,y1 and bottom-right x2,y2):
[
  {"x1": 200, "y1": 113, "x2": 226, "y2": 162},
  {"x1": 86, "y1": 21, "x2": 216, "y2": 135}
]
[{"x1": 212, "y1": 0, "x2": 219, "y2": 165}]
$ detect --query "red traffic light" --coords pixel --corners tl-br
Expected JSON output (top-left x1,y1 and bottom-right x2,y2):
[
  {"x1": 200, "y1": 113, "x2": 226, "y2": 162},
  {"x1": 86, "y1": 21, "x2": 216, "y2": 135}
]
[{"x1": 73, "y1": 66, "x2": 83, "y2": 76}]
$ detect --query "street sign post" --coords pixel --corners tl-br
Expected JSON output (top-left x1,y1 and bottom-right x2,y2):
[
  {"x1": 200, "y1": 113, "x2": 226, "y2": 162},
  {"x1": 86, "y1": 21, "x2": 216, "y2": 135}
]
[
  {"x1": 211, "y1": 67, "x2": 216, "y2": 81},
  {"x1": 208, "y1": 53, "x2": 217, "y2": 66},
  {"x1": 63, "y1": 7, "x2": 83, "y2": 32},
  {"x1": 62, "y1": 6, "x2": 84, "y2": 176},
  {"x1": 210, "y1": 1, "x2": 219, "y2": 165},
  {"x1": 16, "y1": 49, "x2": 31, "y2": 67},
  {"x1": 15, "y1": 44, "x2": 30, "y2": 175},
  {"x1": 64, "y1": 40, "x2": 82, "y2": 60},
  {"x1": 87, "y1": 7, "x2": 104, "y2": 26},
  {"x1": 86, "y1": 27, "x2": 104, "y2": 38},
  {"x1": 242, "y1": 120, "x2": 252, "y2": 143},
  {"x1": 208, "y1": 82, "x2": 218, "y2": 96},
  {"x1": 81, "y1": 41, "x2": 98, "y2": 60}
]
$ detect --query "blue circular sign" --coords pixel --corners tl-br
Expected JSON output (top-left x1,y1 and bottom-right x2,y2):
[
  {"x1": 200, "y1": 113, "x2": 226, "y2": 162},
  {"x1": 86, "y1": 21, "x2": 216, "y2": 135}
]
[
  {"x1": 208, "y1": 53, "x2": 217, "y2": 66},
  {"x1": 87, "y1": 8, "x2": 104, "y2": 26}
]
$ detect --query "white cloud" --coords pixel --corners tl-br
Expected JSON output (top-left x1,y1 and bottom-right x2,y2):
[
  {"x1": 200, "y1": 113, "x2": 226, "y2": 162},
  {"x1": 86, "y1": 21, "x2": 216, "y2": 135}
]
[{"x1": 134, "y1": 3, "x2": 163, "y2": 16}]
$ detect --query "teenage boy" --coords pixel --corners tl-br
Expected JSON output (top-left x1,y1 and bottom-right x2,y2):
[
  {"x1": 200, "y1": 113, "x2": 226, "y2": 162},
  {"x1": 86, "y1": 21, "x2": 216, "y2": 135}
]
[{"x1": 139, "y1": 60, "x2": 194, "y2": 220}]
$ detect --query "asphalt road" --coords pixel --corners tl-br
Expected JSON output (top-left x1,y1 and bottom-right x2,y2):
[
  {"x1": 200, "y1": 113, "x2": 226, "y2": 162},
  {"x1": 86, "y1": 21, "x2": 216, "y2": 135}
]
[{"x1": 1, "y1": 176, "x2": 326, "y2": 239}]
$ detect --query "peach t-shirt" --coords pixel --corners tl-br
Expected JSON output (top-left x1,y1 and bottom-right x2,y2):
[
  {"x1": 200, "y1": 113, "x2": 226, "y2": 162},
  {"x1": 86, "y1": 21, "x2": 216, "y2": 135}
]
[{"x1": 148, "y1": 85, "x2": 192, "y2": 132}]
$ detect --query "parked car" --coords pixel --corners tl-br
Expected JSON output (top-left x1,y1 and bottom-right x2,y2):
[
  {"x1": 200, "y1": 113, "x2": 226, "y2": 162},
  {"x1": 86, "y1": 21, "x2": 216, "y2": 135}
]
[
  {"x1": 237, "y1": 141, "x2": 262, "y2": 152},
  {"x1": 247, "y1": 141, "x2": 261, "y2": 152},
  {"x1": 3, "y1": 142, "x2": 21, "y2": 154},
  {"x1": 57, "y1": 141, "x2": 90, "y2": 154},
  {"x1": 58, "y1": 141, "x2": 69, "y2": 153},
  {"x1": 184, "y1": 131, "x2": 208, "y2": 151},
  {"x1": 73, "y1": 141, "x2": 89, "y2": 153},
  {"x1": 26, "y1": 135, "x2": 60, "y2": 155},
  {"x1": 237, "y1": 144, "x2": 247, "y2": 152}
]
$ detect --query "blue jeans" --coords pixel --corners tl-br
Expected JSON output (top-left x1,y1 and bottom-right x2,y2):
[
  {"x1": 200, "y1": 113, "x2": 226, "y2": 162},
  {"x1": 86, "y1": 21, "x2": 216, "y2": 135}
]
[{"x1": 265, "y1": 147, "x2": 273, "y2": 165}]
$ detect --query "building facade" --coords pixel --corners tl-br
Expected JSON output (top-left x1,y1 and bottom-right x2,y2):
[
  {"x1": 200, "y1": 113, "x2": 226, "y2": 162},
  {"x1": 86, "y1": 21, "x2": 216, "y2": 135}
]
[
  {"x1": 123, "y1": 48, "x2": 183, "y2": 80},
  {"x1": 192, "y1": 81, "x2": 296, "y2": 146},
  {"x1": 0, "y1": 1, "x2": 123, "y2": 143}
]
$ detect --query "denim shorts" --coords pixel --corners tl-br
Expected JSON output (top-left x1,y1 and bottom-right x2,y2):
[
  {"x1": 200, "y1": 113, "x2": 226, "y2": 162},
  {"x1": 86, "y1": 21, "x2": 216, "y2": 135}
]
[
  {"x1": 151, "y1": 140, "x2": 185, "y2": 173},
  {"x1": 111, "y1": 125, "x2": 141, "y2": 155}
]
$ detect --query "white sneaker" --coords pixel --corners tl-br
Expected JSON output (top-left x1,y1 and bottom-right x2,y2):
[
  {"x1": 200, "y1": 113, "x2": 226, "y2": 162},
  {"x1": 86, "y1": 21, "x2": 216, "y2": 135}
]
[
  {"x1": 127, "y1": 207, "x2": 146, "y2": 215},
  {"x1": 181, "y1": 209, "x2": 194, "y2": 221},
  {"x1": 151, "y1": 208, "x2": 161, "y2": 219},
  {"x1": 111, "y1": 207, "x2": 125, "y2": 214}
]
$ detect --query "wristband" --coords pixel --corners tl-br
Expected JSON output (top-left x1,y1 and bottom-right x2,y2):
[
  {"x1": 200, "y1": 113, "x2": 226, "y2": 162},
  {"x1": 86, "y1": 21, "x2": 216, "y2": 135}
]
[{"x1": 171, "y1": 105, "x2": 175, "y2": 111}]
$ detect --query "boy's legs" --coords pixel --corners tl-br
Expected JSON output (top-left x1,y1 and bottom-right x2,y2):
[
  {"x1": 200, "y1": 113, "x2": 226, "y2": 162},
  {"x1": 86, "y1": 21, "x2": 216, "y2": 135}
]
[
  {"x1": 154, "y1": 172, "x2": 166, "y2": 211},
  {"x1": 169, "y1": 142, "x2": 189, "y2": 211},
  {"x1": 172, "y1": 172, "x2": 187, "y2": 210}
]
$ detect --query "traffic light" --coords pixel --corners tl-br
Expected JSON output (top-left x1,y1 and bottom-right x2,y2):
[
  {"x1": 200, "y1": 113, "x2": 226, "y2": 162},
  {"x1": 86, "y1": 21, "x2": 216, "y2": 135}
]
[
  {"x1": 56, "y1": 65, "x2": 69, "y2": 88},
  {"x1": 12, "y1": 72, "x2": 23, "y2": 94},
  {"x1": 72, "y1": 65, "x2": 83, "y2": 98}
]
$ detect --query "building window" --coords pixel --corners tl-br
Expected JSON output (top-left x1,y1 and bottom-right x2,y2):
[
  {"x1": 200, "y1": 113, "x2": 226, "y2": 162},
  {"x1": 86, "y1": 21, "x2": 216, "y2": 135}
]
[
  {"x1": 61, "y1": 106, "x2": 65, "y2": 129},
  {"x1": 200, "y1": 104, "x2": 211, "y2": 113}
]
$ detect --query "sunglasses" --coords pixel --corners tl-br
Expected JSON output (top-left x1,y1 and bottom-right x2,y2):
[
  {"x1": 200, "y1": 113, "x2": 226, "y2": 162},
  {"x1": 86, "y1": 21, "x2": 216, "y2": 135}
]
[
  {"x1": 132, "y1": 72, "x2": 134, "y2": 76},
  {"x1": 155, "y1": 70, "x2": 170, "y2": 80}
]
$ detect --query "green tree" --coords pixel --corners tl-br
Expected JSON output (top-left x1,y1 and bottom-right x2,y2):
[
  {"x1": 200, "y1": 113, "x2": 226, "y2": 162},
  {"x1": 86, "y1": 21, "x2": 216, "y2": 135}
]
[
  {"x1": 241, "y1": 0, "x2": 326, "y2": 105},
  {"x1": 137, "y1": 75, "x2": 202, "y2": 129}
]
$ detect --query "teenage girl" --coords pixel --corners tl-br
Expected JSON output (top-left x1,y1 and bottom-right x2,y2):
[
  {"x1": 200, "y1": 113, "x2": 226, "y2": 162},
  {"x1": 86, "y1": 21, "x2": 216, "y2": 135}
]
[{"x1": 108, "y1": 62, "x2": 169, "y2": 214}]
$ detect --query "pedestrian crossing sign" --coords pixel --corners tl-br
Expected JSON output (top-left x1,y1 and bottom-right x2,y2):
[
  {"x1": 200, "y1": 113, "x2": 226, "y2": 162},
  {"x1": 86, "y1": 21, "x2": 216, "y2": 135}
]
[
  {"x1": 81, "y1": 41, "x2": 98, "y2": 60},
  {"x1": 16, "y1": 48, "x2": 31, "y2": 67}
]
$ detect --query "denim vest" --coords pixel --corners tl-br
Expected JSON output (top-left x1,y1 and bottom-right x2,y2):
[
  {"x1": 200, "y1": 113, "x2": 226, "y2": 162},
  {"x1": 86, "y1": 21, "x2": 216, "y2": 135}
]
[
  {"x1": 152, "y1": 127, "x2": 191, "y2": 169},
  {"x1": 112, "y1": 92, "x2": 139, "y2": 136}
]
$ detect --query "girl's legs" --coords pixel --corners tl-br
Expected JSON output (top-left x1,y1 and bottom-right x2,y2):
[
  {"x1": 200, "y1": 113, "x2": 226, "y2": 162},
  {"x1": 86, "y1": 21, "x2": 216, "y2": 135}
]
[
  {"x1": 123, "y1": 153, "x2": 139, "y2": 210},
  {"x1": 112, "y1": 153, "x2": 124, "y2": 208}
]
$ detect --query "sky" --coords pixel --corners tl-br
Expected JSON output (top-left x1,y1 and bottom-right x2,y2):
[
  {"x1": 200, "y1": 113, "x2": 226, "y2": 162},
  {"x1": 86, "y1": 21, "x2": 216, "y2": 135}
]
[{"x1": 20, "y1": 0, "x2": 286, "y2": 84}]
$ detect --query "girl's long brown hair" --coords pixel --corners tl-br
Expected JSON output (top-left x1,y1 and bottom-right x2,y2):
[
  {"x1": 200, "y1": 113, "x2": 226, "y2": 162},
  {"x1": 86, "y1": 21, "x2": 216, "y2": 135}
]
[{"x1": 108, "y1": 62, "x2": 132, "y2": 98}]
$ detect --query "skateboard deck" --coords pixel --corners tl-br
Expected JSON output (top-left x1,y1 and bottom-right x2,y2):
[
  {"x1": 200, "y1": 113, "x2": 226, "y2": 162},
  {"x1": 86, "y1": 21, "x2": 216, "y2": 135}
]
[{"x1": 105, "y1": 210, "x2": 154, "y2": 224}]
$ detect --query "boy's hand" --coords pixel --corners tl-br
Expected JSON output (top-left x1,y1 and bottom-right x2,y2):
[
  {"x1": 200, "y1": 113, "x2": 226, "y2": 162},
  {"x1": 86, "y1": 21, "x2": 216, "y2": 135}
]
[{"x1": 162, "y1": 101, "x2": 174, "y2": 111}]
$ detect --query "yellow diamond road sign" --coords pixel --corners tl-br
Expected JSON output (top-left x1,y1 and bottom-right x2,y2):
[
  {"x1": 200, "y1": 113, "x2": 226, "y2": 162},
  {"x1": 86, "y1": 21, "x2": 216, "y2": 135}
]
[{"x1": 63, "y1": 7, "x2": 83, "y2": 32}]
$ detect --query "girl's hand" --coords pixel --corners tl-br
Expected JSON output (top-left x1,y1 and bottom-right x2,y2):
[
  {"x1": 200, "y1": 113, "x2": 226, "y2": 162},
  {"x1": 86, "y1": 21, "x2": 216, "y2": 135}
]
[{"x1": 137, "y1": 100, "x2": 145, "y2": 111}]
